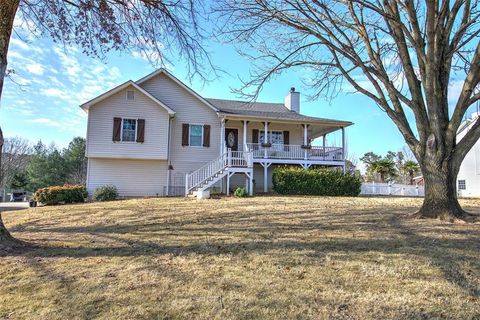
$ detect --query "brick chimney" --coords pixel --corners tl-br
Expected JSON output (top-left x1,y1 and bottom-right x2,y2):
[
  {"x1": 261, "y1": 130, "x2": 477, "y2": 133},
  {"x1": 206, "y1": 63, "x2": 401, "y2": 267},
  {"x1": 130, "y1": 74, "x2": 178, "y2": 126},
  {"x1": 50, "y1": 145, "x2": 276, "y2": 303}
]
[{"x1": 285, "y1": 87, "x2": 300, "y2": 113}]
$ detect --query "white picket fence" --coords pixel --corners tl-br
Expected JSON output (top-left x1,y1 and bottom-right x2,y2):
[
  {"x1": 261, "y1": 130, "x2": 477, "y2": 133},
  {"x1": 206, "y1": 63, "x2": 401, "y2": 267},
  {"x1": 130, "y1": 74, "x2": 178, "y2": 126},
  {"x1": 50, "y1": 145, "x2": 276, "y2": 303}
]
[{"x1": 361, "y1": 182, "x2": 424, "y2": 197}]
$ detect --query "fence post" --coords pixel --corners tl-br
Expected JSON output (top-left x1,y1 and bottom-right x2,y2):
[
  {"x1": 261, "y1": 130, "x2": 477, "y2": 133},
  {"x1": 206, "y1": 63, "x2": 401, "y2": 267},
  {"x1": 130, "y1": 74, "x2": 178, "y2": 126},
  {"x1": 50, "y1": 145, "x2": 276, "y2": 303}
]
[
  {"x1": 388, "y1": 182, "x2": 392, "y2": 195},
  {"x1": 416, "y1": 186, "x2": 419, "y2": 196},
  {"x1": 372, "y1": 181, "x2": 375, "y2": 194}
]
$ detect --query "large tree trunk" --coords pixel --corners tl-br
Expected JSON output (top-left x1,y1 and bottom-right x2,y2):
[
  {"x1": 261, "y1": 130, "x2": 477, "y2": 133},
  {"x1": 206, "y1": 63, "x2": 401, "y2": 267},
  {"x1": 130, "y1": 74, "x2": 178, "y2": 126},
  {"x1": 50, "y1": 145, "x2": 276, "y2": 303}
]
[
  {"x1": 414, "y1": 158, "x2": 475, "y2": 222},
  {"x1": 0, "y1": 0, "x2": 20, "y2": 246}
]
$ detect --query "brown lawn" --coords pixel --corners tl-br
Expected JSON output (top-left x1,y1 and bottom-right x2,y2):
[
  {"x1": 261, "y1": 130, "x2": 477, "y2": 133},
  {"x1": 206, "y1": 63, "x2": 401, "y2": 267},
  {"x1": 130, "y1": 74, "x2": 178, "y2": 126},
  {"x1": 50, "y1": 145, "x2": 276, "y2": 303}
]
[{"x1": 1, "y1": 196, "x2": 479, "y2": 319}]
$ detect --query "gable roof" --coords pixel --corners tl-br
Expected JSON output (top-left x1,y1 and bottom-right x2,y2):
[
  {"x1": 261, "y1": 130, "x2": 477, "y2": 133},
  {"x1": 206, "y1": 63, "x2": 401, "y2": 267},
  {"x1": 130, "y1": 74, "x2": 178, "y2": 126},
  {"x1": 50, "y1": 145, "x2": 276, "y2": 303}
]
[
  {"x1": 136, "y1": 68, "x2": 219, "y2": 112},
  {"x1": 207, "y1": 98, "x2": 353, "y2": 127},
  {"x1": 80, "y1": 80, "x2": 176, "y2": 115}
]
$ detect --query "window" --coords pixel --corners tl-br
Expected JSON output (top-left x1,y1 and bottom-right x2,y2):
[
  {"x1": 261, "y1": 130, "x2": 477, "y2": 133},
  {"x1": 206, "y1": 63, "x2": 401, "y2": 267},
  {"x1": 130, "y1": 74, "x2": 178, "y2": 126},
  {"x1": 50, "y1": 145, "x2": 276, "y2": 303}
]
[
  {"x1": 122, "y1": 119, "x2": 136, "y2": 142},
  {"x1": 189, "y1": 124, "x2": 203, "y2": 146},
  {"x1": 260, "y1": 130, "x2": 284, "y2": 145},
  {"x1": 458, "y1": 180, "x2": 466, "y2": 190},
  {"x1": 126, "y1": 90, "x2": 135, "y2": 100}
]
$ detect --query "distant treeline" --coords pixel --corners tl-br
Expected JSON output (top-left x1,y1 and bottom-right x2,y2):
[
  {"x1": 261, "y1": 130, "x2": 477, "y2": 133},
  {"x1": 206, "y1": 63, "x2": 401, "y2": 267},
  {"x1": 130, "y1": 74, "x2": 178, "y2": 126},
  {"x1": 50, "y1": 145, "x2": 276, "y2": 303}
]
[{"x1": 0, "y1": 137, "x2": 86, "y2": 192}]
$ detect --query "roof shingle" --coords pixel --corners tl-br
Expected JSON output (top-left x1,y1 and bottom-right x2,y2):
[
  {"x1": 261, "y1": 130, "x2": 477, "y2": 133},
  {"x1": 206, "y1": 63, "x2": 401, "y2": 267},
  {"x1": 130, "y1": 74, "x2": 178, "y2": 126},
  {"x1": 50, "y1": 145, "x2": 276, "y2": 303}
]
[{"x1": 206, "y1": 98, "x2": 352, "y2": 126}]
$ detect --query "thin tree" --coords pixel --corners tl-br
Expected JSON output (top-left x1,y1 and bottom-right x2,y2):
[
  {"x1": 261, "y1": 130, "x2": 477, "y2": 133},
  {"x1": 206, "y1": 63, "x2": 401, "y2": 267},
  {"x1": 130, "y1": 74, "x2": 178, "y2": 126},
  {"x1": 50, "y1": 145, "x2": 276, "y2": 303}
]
[
  {"x1": 0, "y1": 0, "x2": 211, "y2": 246},
  {"x1": 217, "y1": 0, "x2": 480, "y2": 221}
]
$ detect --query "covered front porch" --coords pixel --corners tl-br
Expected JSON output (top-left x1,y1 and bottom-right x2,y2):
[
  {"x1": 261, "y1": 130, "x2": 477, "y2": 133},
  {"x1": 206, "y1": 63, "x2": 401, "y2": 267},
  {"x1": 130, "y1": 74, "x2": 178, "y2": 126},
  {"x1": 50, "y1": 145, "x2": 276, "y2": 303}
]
[{"x1": 219, "y1": 115, "x2": 350, "y2": 192}]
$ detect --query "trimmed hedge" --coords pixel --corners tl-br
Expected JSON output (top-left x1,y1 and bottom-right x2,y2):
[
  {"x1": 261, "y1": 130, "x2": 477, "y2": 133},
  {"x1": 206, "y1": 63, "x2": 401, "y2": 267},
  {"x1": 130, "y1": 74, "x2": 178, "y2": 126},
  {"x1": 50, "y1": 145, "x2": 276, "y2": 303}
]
[
  {"x1": 272, "y1": 167, "x2": 361, "y2": 196},
  {"x1": 93, "y1": 185, "x2": 118, "y2": 201},
  {"x1": 34, "y1": 184, "x2": 88, "y2": 205}
]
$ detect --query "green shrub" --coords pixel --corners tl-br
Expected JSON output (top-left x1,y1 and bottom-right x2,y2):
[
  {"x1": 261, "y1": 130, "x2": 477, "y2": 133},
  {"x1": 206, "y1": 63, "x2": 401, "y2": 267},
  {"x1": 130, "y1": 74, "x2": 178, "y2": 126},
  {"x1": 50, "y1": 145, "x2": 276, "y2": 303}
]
[
  {"x1": 233, "y1": 186, "x2": 247, "y2": 197},
  {"x1": 272, "y1": 167, "x2": 361, "y2": 196},
  {"x1": 34, "y1": 184, "x2": 87, "y2": 205},
  {"x1": 93, "y1": 185, "x2": 118, "y2": 201}
]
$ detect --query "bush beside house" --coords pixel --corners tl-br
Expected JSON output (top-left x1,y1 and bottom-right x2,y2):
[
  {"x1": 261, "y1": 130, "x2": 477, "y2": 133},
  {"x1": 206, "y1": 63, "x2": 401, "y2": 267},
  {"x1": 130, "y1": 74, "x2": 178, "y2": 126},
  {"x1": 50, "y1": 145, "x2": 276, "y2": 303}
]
[
  {"x1": 272, "y1": 167, "x2": 361, "y2": 196},
  {"x1": 93, "y1": 185, "x2": 118, "y2": 201},
  {"x1": 34, "y1": 184, "x2": 87, "y2": 205},
  {"x1": 233, "y1": 187, "x2": 247, "y2": 197}
]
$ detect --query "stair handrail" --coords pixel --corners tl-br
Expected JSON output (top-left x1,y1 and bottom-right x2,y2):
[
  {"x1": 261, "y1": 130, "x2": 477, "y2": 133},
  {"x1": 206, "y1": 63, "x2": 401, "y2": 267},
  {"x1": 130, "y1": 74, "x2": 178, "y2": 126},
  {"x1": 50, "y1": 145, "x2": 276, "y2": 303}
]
[{"x1": 185, "y1": 149, "x2": 229, "y2": 195}]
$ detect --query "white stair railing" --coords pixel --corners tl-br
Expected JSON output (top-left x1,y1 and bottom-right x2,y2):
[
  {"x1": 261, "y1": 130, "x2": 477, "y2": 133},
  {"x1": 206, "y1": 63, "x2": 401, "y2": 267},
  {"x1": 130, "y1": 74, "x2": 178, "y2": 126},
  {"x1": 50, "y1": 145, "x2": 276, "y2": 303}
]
[
  {"x1": 185, "y1": 149, "x2": 254, "y2": 196},
  {"x1": 185, "y1": 151, "x2": 228, "y2": 196}
]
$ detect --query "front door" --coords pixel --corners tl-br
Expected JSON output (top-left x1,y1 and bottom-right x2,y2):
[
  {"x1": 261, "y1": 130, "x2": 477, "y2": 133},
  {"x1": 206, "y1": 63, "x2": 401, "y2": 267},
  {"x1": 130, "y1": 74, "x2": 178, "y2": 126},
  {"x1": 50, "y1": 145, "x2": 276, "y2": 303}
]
[{"x1": 225, "y1": 128, "x2": 239, "y2": 151}]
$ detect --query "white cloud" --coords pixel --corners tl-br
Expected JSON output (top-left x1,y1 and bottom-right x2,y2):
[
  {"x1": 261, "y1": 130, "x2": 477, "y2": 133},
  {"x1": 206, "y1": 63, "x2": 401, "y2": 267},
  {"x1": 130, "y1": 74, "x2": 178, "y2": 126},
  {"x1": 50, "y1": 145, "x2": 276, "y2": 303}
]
[
  {"x1": 25, "y1": 63, "x2": 45, "y2": 75},
  {"x1": 10, "y1": 38, "x2": 30, "y2": 51},
  {"x1": 29, "y1": 118, "x2": 62, "y2": 128},
  {"x1": 40, "y1": 88, "x2": 69, "y2": 100},
  {"x1": 54, "y1": 46, "x2": 82, "y2": 83}
]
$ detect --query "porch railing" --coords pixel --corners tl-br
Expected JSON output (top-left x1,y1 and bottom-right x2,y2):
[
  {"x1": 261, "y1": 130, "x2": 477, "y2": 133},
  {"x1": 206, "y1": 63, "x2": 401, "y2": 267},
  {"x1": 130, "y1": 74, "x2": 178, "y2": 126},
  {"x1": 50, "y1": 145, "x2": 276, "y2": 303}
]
[{"x1": 245, "y1": 143, "x2": 344, "y2": 161}]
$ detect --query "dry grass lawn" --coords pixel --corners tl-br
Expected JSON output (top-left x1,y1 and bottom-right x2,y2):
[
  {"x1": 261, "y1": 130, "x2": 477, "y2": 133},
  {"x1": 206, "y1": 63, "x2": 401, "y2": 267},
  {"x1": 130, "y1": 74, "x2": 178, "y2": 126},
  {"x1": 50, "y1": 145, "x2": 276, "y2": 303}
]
[{"x1": 1, "y1": 196, "x2": 479, "y2": 319}]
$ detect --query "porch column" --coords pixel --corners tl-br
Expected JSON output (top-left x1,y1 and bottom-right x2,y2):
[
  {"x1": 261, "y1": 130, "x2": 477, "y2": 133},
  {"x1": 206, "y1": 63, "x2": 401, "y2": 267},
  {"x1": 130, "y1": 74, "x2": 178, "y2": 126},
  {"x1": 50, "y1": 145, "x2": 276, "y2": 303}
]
[
  {"x1": 220, "y1": 118, "x2": 225, "y2": 155},
  {"x1": 341, "y1": 127, "x2": 346, "y2": 173},
  {"x1": 264, "y1": 121, "x2": 268, "y2": 159},
  {"x1": 243, "y1": 120, "x2": 248, "y2": 151},
  {"x1": 303, "y1": 124, "x2": 308, "y2": 160},
  {"x1": 323, "y1": 134, "x2": 326, "y2": 160}
]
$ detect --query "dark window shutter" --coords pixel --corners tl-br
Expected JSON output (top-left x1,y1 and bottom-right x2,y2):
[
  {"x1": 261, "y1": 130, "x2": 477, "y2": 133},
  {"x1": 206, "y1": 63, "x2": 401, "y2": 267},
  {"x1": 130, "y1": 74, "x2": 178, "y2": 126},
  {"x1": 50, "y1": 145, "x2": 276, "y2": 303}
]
[
  {"x1": 252, "y1": 129, "x2": 259, "y2": 143},
  {"x1": 113, "y1": 117, "x2": 122, "y2": 142},
  {"x1": 182, "y1": 123, "x2": 189, "y2": 146},
  {"x1": 136, "y1": 119, "x2": 145, "y2": 143},
  {"x1": 283, "y1": 131, "x2": 290, "y2": 151},
  {"x1": 203, "y1": 125, "x2": 210, "y2": 147}
]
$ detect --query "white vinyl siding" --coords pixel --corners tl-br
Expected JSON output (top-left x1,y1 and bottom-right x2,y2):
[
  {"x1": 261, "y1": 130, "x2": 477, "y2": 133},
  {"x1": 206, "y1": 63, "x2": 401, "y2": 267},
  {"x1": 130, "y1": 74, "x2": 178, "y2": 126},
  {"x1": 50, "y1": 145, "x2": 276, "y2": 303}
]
[
  {"x1": 139, "y1": 73, "x2": 221, "y2": 174},
  {"x1": 86, "y1": 86, "x2": 170, "y2": 159},
  {"x1": 87, "y1": 158, "x2": 168, "y2": 197}
]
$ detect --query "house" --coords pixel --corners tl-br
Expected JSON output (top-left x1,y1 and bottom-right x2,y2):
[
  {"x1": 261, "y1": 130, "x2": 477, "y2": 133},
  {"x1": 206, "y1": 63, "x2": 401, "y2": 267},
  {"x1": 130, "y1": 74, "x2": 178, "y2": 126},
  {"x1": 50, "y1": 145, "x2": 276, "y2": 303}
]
[
  {"x1": 80, "y1": 69, "x2": 353, "y2": 197},
  {"x1": 456, "y1": 112, "x2": 480, "y2": 197}
]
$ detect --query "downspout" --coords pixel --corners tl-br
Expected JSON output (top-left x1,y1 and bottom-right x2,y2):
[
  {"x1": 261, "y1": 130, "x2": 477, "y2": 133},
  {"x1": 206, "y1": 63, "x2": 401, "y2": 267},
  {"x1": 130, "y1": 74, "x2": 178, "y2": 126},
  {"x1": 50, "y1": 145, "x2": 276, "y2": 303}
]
[{"x1": 166, "y1": 115, "x2": 174, "y2": 195}]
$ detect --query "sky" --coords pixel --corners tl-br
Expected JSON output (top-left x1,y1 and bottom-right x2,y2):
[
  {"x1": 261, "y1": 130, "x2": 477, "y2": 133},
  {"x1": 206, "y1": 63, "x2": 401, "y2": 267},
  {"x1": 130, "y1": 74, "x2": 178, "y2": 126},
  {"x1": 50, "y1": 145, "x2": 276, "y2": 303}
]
[{"x1": 1, "y1": 15, "x2": 475, "y2": 168}]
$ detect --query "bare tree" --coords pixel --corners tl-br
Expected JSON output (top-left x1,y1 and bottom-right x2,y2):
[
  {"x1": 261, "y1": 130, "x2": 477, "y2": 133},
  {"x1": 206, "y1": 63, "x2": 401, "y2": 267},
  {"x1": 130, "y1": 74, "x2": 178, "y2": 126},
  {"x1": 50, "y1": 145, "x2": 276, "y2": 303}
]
[
  {"x1": 0, "y1": 0, "x2": 211, "y2": 245},
  {"x1": 216, "y1": 0, "x2": 480, "y2": 221},
  {"x1": 0, "y1": 136, "x2": 30, "y2": 189}
]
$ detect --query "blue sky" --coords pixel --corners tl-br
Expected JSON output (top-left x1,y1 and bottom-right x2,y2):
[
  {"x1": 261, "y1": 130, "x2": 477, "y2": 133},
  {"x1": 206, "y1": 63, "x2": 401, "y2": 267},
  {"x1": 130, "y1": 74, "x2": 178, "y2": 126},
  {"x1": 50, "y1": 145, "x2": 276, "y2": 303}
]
[{"x1": 1, "y1": 19, "x2": 462, "y2": 166}]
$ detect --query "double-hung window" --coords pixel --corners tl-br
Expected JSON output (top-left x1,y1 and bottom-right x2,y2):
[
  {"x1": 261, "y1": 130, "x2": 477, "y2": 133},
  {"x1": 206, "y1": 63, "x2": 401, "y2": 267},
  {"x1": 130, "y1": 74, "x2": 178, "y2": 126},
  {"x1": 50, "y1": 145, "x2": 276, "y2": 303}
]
[
  {"x1": 122, "y1": 119, "x2": 137, "y2": 142},
  {"x1": 260, "y1": 130, "x2": 284, "y2": 145},
  {"x1": 458, "y1": 180, "x2": 466, "y2": 190},
  {"x1": 189, "y1": 124, "x2": 203, "y2": 146}
]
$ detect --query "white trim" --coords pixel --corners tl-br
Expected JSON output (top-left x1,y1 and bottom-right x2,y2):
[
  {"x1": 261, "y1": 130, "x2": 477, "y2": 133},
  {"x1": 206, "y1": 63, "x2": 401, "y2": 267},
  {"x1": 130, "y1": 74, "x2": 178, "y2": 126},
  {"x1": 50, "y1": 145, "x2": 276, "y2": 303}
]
[
  {"x1": 136, "y1": 68, "x2": 219, "y2": 112},
  {"x1": 80, "y1": 80, "x2": 176, "y2": 115}
]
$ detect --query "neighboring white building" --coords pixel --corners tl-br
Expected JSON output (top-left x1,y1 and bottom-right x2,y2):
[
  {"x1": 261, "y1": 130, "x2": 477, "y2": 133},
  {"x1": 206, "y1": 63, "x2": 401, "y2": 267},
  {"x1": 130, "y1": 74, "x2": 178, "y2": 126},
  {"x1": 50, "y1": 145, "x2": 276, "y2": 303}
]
[
  {"x1": 81, "y1": 68, "x2": 353, "y2": 198},
  {"x1": 457, "y1": 112, "x2": 480, "y2": 198}
]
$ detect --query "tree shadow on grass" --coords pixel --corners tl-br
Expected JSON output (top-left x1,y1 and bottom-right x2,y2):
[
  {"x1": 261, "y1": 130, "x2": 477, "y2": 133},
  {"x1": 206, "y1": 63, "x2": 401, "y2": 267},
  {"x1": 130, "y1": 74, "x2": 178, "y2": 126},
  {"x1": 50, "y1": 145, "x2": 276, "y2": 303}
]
[{"x1": 4, "y1": 207, "x2": 480, "y2": 298}]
